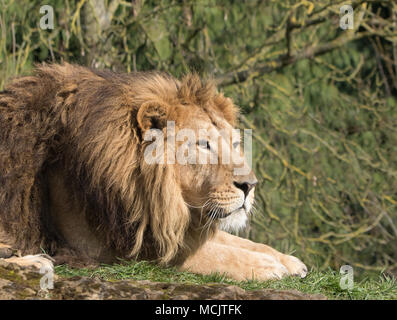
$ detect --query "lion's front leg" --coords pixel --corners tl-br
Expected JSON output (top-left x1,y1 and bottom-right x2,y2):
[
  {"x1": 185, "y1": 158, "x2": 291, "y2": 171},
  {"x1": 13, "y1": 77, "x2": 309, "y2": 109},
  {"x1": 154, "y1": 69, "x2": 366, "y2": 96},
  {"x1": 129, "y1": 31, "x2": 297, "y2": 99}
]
[
  {"x1": 180, "y1": 240, "x2": 289, "y2": 281},
  {"x1": 213, "y1": 231, "x2": 308, "y2": 278}
]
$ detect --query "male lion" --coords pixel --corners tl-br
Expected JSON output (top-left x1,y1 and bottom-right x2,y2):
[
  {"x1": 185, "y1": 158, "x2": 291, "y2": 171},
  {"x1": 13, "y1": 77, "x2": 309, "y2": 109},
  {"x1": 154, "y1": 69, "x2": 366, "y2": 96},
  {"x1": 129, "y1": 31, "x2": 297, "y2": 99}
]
[{"x1": 0, "y1": 63, "x2": 307, "y2": 281}]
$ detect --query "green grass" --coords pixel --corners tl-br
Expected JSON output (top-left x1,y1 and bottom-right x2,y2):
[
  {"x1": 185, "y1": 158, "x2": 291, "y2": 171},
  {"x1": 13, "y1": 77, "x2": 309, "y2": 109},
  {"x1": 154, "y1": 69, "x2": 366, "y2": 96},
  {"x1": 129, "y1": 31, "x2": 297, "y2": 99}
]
[{"x1": 55, "y1": 261, "x2": 397, "y2": 300}]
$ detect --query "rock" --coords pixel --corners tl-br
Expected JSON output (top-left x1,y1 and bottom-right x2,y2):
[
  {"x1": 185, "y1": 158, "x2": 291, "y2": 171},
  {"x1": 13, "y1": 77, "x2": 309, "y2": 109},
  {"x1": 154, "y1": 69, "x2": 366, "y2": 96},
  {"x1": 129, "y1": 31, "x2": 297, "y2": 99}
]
[{"x1": 0, "y1": 259, "x2": 327, "y2": 300}]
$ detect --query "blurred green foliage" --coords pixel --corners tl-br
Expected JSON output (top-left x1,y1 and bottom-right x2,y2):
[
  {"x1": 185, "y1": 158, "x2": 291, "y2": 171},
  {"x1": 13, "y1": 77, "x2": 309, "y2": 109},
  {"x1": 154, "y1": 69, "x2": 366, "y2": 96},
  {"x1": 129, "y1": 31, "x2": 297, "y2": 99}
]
[{"x1": 0, "y1": 0, "x2": 396, "y2": 276}]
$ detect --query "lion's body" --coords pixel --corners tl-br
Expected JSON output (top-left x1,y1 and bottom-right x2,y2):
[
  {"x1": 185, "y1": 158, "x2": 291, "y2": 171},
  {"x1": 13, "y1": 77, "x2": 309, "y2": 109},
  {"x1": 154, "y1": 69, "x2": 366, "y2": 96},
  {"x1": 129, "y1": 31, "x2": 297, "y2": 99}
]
[
  {"x1": 0, "y1": 63, "x2": 307, "y2": 280},
  {"x1": 0, "y1": 64, "x2": 209, "y2": 264}
]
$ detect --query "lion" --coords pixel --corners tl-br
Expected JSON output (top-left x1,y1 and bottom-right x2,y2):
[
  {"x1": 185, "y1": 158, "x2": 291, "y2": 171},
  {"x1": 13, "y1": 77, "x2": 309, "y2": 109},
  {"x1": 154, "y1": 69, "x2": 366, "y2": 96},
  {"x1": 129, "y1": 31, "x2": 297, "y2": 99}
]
[{"x1": 0, "y1": 63, "x2": 307, "y2": 281}]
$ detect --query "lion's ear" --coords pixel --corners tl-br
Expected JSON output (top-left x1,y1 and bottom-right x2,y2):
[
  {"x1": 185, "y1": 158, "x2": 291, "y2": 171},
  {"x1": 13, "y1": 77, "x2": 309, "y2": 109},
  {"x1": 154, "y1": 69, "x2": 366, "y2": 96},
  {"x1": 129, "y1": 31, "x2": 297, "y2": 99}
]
[{"x1": 137, "y1": 101, "x2": 170, "y2": 132}]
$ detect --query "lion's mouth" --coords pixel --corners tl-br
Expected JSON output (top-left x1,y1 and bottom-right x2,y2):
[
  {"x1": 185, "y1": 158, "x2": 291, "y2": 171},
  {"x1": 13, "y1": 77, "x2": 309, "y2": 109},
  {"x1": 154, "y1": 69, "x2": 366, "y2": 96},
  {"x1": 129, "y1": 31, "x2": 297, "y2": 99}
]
[
  {"x1": 212, "y1": 205, "x2": 246, "y2": 219},
  {"x1": 216, "y1": 204, "x2": 250, "y2": 232}
]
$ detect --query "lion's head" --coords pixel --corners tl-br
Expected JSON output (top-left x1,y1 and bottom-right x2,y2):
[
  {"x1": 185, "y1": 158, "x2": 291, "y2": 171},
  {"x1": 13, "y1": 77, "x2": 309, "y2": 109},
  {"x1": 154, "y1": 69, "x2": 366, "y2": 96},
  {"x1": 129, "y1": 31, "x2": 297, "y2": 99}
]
[
  {"x1": 133, "y1": 73, "x2": 258, "y2": 262},
  {"x1": 0, "y1": 63, "x2": 257, "y2": 265}
]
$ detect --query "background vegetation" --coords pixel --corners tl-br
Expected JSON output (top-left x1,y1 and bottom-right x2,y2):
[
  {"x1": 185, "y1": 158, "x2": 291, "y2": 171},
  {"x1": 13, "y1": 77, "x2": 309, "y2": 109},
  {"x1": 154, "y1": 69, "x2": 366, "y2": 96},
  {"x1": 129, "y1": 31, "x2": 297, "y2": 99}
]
[{"x1": 0, "y1": 0, "x2": 396, "y2": 278}]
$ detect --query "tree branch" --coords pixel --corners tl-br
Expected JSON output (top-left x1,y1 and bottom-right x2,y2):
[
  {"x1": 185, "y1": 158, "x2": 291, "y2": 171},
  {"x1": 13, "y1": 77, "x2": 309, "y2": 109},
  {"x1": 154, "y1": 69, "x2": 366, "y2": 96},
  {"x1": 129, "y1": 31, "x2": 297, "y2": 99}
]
[
  {"x1": 217, "y1": 31, "x2": 371, "y2": 87},
  {"x1": 216, "y1": 1, "x2": 375, "y2": 87}
]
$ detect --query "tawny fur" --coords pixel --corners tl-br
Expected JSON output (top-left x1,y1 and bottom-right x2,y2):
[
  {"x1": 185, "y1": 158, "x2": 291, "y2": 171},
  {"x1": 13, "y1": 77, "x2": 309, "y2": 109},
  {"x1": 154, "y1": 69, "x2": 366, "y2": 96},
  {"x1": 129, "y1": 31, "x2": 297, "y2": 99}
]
[{"x1": 0, "y1": 63, "x2": 237, "y2": 265}]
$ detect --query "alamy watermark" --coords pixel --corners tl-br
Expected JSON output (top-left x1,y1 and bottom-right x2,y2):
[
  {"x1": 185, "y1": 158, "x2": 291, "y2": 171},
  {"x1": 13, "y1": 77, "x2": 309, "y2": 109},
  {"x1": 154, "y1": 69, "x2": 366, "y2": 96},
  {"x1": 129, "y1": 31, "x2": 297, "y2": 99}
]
[
  {"x1": 340, "y1": 4, "x2": 354, "y2": 30},
  {"x1": 20, "y1": 255, "x2": 54, "y2": 294},
  {"x1": 339, "y1": 265, "x2": 354, "y2": 291},
  {"x1": 40, "y1": 5, "x2": 54, "y2": 30},
  {"x1": 143, "y1": 121, "x2": 252, "y2": 176}
]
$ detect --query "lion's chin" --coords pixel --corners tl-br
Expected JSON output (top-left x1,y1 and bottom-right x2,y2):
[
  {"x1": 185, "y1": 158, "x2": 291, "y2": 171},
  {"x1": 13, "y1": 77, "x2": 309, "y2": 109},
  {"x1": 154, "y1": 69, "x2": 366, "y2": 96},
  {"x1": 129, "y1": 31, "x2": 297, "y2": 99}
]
[{"x1": 218, "y1": 208, "x2": 248, "y2": 232}]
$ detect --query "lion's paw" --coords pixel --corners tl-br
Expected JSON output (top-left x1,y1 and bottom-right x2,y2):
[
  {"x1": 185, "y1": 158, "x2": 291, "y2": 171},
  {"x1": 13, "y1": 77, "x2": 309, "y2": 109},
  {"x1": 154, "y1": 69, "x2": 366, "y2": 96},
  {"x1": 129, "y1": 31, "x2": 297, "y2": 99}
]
[
  {"x1": 280, "y1": 254, "x2": 308, "y2": 278},
  {"x1": 0, "y1": 244, "x2": 13, "y2": 259},
  {"x1": 259, "y1": 262, "x2": 289, "y2": 280},
  {"x1": 4, "y1": 254, "x2": 54, "y2": 271},
  {"x1": 245, "y1": 253, "x2": 289, "y2": 281}
]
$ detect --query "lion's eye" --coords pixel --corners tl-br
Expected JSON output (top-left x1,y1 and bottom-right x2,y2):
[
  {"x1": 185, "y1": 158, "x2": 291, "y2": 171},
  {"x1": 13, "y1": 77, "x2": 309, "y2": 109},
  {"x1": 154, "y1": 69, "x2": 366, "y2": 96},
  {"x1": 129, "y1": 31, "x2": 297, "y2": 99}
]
[
  {"x1": 232, "y1": 141, "x2": 240, "y2": 149},
  {"x1": 198, "y1": 140, "x2": 211, "y2": 150}
]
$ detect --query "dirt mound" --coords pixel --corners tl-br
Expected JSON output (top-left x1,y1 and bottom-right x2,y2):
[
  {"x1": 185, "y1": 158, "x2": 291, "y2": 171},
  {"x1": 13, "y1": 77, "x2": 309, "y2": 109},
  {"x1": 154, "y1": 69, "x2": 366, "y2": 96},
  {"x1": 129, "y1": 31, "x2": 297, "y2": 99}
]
[{"x1": 0, "y1": 259, "x2": 326, "y2": 300}]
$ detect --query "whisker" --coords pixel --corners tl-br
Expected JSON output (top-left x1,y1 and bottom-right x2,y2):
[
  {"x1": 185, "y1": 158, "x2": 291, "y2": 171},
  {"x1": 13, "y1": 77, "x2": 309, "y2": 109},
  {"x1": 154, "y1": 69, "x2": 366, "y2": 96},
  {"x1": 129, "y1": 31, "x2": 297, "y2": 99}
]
[
  {"x1": 199, "y1": 202, "x2": 219, "y2": 238},
  {"x1": 185, "y1": 202, "x2": 202, "y2": 209}
]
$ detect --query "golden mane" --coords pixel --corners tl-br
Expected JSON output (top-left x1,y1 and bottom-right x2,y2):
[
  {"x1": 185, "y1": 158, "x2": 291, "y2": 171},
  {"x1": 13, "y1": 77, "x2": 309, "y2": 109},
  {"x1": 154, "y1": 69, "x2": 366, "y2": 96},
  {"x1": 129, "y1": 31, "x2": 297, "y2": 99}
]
[{"x1": 0, "y1": 63, "x2": 237, "y2": 264}]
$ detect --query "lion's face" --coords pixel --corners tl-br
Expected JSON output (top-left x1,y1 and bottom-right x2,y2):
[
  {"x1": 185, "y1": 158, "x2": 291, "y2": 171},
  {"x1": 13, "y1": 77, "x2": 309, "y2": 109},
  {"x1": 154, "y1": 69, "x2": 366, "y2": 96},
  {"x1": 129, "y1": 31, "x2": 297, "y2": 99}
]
[
  {"x1": 136, "y1": 74, "x2": 257, "y2": 248},
  {"x1": 172, "y1": 105, "x2": 258, "y2": 232}
]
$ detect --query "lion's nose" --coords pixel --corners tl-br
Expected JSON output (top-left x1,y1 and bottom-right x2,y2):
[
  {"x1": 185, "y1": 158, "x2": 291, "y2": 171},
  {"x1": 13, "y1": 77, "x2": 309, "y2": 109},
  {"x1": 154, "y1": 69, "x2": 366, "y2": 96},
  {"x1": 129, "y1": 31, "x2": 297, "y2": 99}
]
[{"x1": 233, "y1": 180, "x2": 258, "y2": 197}]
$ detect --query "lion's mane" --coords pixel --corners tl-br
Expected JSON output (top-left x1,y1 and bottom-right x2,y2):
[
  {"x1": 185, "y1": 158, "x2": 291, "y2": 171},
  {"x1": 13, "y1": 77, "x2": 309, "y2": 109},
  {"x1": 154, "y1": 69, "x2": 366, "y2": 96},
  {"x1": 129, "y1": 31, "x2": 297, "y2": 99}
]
[{"x1": 0, "y1": 63, "x2": 237, "y2": 264}]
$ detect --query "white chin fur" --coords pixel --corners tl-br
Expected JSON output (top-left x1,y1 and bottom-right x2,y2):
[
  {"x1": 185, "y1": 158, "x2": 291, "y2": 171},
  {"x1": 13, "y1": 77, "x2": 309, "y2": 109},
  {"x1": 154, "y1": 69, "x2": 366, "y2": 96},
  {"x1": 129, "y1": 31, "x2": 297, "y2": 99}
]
[{"x1": 218, "y1": 208, "x2": 248, "y2": 232}]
